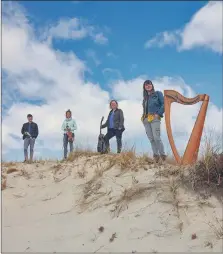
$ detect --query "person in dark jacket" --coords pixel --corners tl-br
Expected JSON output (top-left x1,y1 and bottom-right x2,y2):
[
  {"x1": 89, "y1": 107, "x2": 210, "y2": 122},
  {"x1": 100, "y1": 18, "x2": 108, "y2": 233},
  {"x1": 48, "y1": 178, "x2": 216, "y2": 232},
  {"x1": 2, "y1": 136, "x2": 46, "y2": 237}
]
[
  {"x1": 21, "y1": 114, "x2": 39, "y2": 162},
  {"x1": 141, "y1": 80, "x2": 166, "y2": 162},
  {"x1": 101, "y1": 100, "x2": 125, "y2": 153}
]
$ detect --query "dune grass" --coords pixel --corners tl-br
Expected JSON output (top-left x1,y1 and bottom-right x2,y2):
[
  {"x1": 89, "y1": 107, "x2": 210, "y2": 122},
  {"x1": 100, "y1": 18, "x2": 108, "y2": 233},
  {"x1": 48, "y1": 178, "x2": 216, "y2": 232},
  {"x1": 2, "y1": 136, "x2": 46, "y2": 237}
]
[{"x1": 2, "y1": 133, "x2": 222, "y2": 198}]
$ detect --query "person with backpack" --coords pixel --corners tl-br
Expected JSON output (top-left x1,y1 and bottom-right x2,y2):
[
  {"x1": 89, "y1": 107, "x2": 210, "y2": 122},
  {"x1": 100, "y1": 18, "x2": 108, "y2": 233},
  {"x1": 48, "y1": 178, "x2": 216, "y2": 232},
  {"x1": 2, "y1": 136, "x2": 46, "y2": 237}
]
[
  {"x1": 61, "y1": 109, "x2": 77, "y2": 159},
  {"x1": 101, "y1": 100, "x2": 125, "y2": 153},
  {"x1": 141, "y1": 80, "x2": 166, "y2": 162},
  {"x1": 21, "y1": 114, "x2": 39, "y2": 162}
]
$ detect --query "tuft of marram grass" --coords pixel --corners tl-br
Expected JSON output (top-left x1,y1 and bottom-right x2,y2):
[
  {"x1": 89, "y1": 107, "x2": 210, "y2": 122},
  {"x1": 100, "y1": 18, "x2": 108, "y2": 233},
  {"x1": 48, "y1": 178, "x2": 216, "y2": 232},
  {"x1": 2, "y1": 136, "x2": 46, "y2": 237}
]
[
  {"x1": 111, "y1": 148, "x2": 154, "y2": 173},
  {"x1": 186, "y1": 153, "x2": 223, "y2": 189},
  {"x1": 1, "y1": 174, "x2": 7, "y2": 190},
  {"x1": 6, "y1": 168, "x2": 18, "y2": 174},
  {"x1": 165, "y1": 156, "x2": 178, "y2": 165},
  {"x1": 66, "y1": 147, "x2": 154, "y2": 172},
  {"x1": 116, "y1": 150, "x2": 136, "y2": 170},
  {"x1": 111, "y1": 183, "x2": 155, "y2": 217},
  {"x1": 207, "y1": 216, "x2": 223, "y2": 239},
  {"x1": 174, "y1": 131, "x2": 223, "y2": 191},
  {"x1": 2, "y1": 162, "x2": 16, "y2": 167},
  {"x1": 66, "y1": 148, "x2": 99, "y2": 162}
]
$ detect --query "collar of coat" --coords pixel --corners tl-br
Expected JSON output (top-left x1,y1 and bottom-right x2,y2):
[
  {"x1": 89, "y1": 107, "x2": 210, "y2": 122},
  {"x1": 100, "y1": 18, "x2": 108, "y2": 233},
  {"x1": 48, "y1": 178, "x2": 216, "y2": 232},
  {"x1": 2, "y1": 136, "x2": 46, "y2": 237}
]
[{"x1": 109, "y1": 108, "x2": 119, "y2": 114}]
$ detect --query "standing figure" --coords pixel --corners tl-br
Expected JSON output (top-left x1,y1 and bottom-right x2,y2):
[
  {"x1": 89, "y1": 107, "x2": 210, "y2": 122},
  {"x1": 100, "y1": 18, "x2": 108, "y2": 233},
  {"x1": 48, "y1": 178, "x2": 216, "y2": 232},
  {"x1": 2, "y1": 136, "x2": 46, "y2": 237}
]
[
  {"x1": 61, "y1": 109, "x2": 77, "y2": 159},
  {"x1": 141, "y1": 80, "x2": 166, "y2": 162},
  {"x1": 21, "y1": 114, "x2": 39, "y2": 162},
  {"x1": 101, "y1": 100, "x2": 125, "y2": 153}
]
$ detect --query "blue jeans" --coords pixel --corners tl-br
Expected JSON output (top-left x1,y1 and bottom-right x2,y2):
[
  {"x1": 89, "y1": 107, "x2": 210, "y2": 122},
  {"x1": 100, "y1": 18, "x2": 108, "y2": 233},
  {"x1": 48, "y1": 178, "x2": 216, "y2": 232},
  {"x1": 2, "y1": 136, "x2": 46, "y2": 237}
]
[
  {"x1": 24, "y1": 137, "x2": 35, "y2": 160},
  {"x1": 63, "y1": 133, "x2": 74, "y2": 158},
  {"x1": 143, "y1": 119, "x2": 165, "y2": 156},
  {"x1": 104, "y1": 128, "x2": 124, "y2": 153}
]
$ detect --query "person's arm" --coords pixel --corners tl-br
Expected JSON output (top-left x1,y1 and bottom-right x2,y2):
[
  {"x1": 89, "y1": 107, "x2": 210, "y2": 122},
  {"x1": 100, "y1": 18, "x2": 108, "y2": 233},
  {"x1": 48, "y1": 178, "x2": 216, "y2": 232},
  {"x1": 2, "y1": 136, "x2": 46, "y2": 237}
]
[
  {"x1": 142, "y1": 99, "x2": 144, "y2": 115},
  {"x1": 156, "y1": 91, "x2": 164, "y2": 117},
  {"x1": 35, "y1": 123, "x2": 39, "y2": 138},
  {"x1": 118, "y1": 109, "x2": 124, "y2": 129},
  {"x1": 21, "y1": 124, "x2": 25, "y2": 135},
  {"x1": 141, "y1": 99, "x2": 147, "y2": 121},
  {"x1": 70, "y1": 120, "x2": 77, "y2": 131}
]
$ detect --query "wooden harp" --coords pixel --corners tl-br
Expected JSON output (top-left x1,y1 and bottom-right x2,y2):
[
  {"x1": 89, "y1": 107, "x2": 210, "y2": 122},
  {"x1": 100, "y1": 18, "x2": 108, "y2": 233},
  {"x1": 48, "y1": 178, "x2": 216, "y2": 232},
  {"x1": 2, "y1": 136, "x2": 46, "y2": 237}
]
[{"x1": 164, "y1": 90, "x2": 209, "y2": 165}]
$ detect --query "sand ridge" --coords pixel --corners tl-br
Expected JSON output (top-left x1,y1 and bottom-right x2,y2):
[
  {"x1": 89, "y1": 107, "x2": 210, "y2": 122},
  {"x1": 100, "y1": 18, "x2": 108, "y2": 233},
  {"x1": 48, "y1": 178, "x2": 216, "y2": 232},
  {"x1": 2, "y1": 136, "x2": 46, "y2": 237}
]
[{"x1": 2, "y1": 154, "x2": 223, "y2": 252}]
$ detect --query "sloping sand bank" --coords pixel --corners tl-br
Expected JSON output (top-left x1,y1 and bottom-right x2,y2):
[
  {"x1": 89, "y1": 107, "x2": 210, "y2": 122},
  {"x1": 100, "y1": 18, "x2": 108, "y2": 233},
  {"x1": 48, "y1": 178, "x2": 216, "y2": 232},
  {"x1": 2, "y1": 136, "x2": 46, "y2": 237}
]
[{"x1": 2, "y1": 154, "x2": 223, "y2": 253}]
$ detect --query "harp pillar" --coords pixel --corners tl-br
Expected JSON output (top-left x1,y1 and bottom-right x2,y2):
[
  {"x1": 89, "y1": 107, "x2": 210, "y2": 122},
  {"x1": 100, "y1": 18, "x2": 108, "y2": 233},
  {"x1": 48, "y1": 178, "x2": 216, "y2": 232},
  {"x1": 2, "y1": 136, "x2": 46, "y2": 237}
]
[{"x1": 164, "y1": 90, "x2": 209, "y2": 165}]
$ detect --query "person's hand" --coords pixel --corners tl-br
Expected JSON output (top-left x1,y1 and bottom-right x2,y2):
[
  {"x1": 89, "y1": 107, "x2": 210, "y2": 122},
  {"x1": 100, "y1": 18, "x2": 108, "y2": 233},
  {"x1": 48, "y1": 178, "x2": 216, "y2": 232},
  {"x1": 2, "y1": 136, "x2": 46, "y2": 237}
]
[
  {"x1": 154, "y1": 114, "x2": 160, "y2": 119},
  {"x1": 118, "y1": 127, "x2": 122, "y2": 130}
]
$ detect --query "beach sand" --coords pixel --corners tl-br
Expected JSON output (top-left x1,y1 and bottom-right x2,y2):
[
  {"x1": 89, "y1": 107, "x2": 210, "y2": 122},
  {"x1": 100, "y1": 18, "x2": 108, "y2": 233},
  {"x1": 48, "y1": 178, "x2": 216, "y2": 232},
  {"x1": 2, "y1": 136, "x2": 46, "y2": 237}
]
[{"x1": 2, "y1": 154, "x2": 223, "y2": 253}]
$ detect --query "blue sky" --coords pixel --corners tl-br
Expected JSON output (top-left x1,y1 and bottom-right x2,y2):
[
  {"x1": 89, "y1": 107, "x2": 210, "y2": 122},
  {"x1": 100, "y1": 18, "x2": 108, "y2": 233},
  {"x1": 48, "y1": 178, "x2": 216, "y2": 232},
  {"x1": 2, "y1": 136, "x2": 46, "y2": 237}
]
[
  {"x1": 20, "y1": 0, "x2": 222, "y2": 106},
  {"x1": 2, "y1": 1, "x2": 222, "y2": 161}
]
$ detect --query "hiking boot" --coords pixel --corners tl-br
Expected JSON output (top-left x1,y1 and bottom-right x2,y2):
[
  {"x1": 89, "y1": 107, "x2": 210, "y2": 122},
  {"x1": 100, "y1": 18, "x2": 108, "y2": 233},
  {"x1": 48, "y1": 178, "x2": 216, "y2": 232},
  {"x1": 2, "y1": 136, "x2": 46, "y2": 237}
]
[
  {"x1": 117, "y1": 139, "x2": 122, "y2": 154},
  {"x1": 117, "y1": 148, "x2": 121, "y2": 154},
  {"x1": 161, "y1": 155, "x2": 167, "y2": 161},
  {"x1": 153, "y1": 154, "x2": 160, "y2": 163}
]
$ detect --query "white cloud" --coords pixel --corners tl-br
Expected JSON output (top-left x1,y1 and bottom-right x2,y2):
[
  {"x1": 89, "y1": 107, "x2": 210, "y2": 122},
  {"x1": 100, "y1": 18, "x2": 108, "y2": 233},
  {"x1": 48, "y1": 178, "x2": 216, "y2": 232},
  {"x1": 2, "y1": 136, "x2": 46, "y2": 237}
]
[
  {"x1": 85, "y1": 49, "x2": 101, "y2": 66},
  {"x1": 180, "y1": 1, "x2": 223, "y2": 52},
  {"x1": 112, "y1": 77, "x2": 146, "y2": 101},
  {"x1": 2, "y1": 2, "x2": 109, "y2": 153},
  {"x1": 145, "y1": 30, "x2": 181, "y2": 49},
  {"x1": 112, "y1": 76, "x2": 194, "y2": 102},
  {"x1": 111, "y1": 76, "x2": 223, "y2": 153},
  {"x1": 45, "y1": 17, "x2": 108, "y2": 45},
  {"x1": 145, "y1": 1, "x2": 223, "y2": 53},
  {"x1": 92, "y1": 32, "x2": 108, "y2": 45},
  {"x1": 2, "y1": 2, "x2": 222, "y2": 161},
  {"x1": 47, "y1": 18, "x2": 88, "y2": 40}
]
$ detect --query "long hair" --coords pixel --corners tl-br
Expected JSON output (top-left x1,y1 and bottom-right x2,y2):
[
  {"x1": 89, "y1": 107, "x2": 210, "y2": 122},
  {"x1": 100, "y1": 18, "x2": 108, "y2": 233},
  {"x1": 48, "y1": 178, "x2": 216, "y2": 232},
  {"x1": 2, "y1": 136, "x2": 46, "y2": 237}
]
[
  {"x1": 109, "y1": 100, "x2": 118, "y2": 109},
  {"x1": 143, "y1": 80, "x2": 154, "y2": 99}
]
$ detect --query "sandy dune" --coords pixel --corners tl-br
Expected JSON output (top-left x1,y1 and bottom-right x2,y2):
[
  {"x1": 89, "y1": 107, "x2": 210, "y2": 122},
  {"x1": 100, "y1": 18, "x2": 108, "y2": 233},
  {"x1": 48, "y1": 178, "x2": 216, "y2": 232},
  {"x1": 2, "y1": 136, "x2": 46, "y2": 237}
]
[{"x1": 2, "y1": 154, "x2": 223, "y2": 253}]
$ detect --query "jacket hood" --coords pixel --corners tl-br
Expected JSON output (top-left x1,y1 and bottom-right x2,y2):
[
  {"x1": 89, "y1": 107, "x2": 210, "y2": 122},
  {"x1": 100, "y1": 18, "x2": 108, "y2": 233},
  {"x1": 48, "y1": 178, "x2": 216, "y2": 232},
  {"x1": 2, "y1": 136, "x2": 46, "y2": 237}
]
[{"x1": 65, "y1": 117, "x2": 72, "y2": 121}]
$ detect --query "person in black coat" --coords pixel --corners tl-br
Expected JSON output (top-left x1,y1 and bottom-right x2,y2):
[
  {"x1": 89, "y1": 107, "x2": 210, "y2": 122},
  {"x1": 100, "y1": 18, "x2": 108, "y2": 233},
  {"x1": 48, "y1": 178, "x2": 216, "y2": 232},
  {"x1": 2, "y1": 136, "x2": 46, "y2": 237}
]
[
  {"x1": 101, "y1": 100, "x2": 125, "y2": 153},
  {"x1": 21, "y1": 114, "x2": 39, "y2": 162}
]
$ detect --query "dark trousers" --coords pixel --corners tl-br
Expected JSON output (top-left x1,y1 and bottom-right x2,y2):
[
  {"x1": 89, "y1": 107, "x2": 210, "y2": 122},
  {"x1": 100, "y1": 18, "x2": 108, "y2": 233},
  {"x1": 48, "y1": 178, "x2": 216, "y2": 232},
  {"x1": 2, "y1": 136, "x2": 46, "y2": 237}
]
[
  {"x1": 63, "y1": 133, "x2": 74, "y2": 159},
  {"x1": 104, "y1": 128, "x2": 124, "y2": 153}
]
